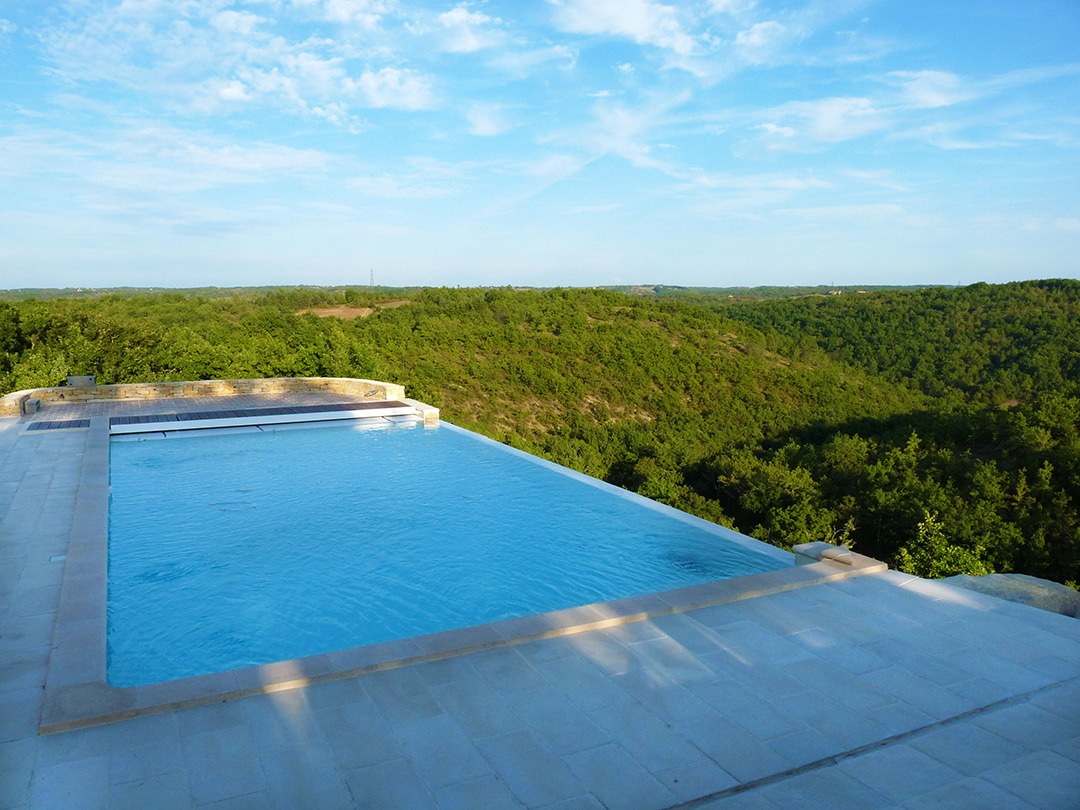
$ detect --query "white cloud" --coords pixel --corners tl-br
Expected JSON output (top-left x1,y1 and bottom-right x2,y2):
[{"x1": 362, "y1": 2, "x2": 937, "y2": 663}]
[
  {"x1": 439, "y1": 5, "x2": 502, "y2": 53},
  {"x1": 350, "y1": 67, "x2": 434, "y2": 110},
  {"x1": 466, "y1": 103, "x2": 511, "y2": 136},
  {"x1": 210, "y1": 10, "x2": 263, "y2": 36},
  {"x1": 564, "y1": 202, "x2": 623, "y2": 214},
  {"x1": 760, "y1": 96, "x2": 887, "y2": 148},
  {"x1": 550, "y1": 0, "x2": 695, "y2": 56},
  {"x1": 295, "y1": 0, "x2": 394, "y2": 28},
  {"x1": 888, "y1": 70, "x2": 971, "y2": 109},
  {"x1": 349, "y1": 173, "x2": 454, "y2": 198},
  {"x1": 735, "y1": 20, "x2": 783, "y2": 49},
  {"x1": 779, "y1": 203, "x2": 905, "y2": 221},
  {"x1": 0, "y1": 18, "x2": 17, "y2": 35}
]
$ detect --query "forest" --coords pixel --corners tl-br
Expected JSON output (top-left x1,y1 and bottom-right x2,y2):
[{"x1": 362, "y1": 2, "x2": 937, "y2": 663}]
[{"x1": 1, "y1": 280, "x2": 1077, "y2": 586}]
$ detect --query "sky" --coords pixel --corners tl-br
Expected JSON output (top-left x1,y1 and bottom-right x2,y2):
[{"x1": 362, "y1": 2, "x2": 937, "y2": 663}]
[{"x1": 1, "y1": 1, "x2": 1078, "y2": 289}]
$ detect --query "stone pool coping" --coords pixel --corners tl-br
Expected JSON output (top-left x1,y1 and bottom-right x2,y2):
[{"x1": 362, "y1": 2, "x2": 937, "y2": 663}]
[{"x1": 38, "y1": 393, "x2": 886, "y2": 735}]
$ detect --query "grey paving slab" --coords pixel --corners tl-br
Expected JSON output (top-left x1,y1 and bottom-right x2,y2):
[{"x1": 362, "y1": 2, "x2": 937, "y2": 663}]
[
  {"x1": 563, "y1": 744, "x2": 678, "y2": 810},
  {"x1": 258, "y1": 745, "x2": 353, "y2": 810},
  {"x1": 838, "y1": 744, "x2": 968, "y2": 803},
  {"x1": 908, "y1": 721, "x2": 1031, "y2": 777},
  {"x1": 431, "y1": 774, "x2": 525, "y2": 810},
  {"x1": 109, "y1": 771, "x2": 193, "y2": 810},
  {"x1": 903, "y1": 776, "x2": 1040, "y2": 809},
  {"x1": 475, "y1": 730, "x2": 585, "y2": 806},
  {"x1": 505, "y1": 685, "x2": 609, "y2": 755},
  {"x1": 586, "y1": 699, "x2": 712, "y2": 775},
  {"x1": 180, "y1": 728, "x2": 268, "y2": 805},
  {"x1": 676, "y1": 716, "x2": 793, "y2": 784},
  {"x1": 755, "y1": 767, "x2": 898, "y2": 809},
  {"x1": 971, "y1": 701, "x2": 1080, "y2": 750},
  {"x1": 343, "y1": 757, "x2": 437, "y2": 810},
  {"x1": 388, "y1": 714, "x2": 493, "y2": 791},
  {"x1": 428, "y1": 675, "x2": 525, "y2": 739},
  {"x1": 980, "y1": 750, "x2": 1080, "y2": 810}
]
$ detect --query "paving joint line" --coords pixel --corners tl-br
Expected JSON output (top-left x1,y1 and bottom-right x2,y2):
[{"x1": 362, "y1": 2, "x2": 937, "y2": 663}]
[{"x1": 668, "y1": 672, "x2": 1080, "y2": 808}]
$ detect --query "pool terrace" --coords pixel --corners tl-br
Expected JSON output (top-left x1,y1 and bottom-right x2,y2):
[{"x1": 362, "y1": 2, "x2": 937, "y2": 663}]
[{"x1": 1, "y1": 383, "x2": 1078, "y2": 808}]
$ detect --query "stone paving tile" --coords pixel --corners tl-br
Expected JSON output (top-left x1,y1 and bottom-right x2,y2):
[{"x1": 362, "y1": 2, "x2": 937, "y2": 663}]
[
  {"x1": 416, "y1": 654, "x2": 480, "y2": 687},
  {"x1": 563, "y1": 743, "x2": 678, "y2": 810},
  {"x1": 971, "y1": 701, "x2": 1080, "y2": 750},
  {"x1": 901, "y1": 776, "x2": 1039, "y2": 809},
  {"x1": 241, "y1": 690, "x2": 325, "y2": 753},
  {"x1": 980, "y1": 750, "x2": 1080, "y2": 809},
  {"x1": 755, "y1": 766, "x2": 899, "y2": 809},
  {"x1": 428, "y1": 674, "x2": 525, "y2": 739},
  {"x1": 858, "y1": 666, "x2": 981, "y2": 721},
  {"x1": 314, "y1": 696, "x2": 403, "y2": 770},
  {"x1": 200, "y1": 790, "x2": 271, "y2": 809},
  {"x1": 645, "y1": 613, "x2": 732, "y2": 656},
  {"x1": 109, "y1": 771, "x2": 193, "y2": 810},
  {"x1": 785, "y1": 657, "x2": 893, "y2": 713},
  {"x1": 0, "y1": 689, "x2": 40, "y2": 744},
  {"x1": 692, "y1": 787, "x2": 781, "y2": 808},
  {"x1": 475, "y1": 729, "x2": 586, "y2": 807},
  {"x1": 29, "y1": 754, "x2": 110, "y2": 810},
  {"x1": 532, "y1": 652, "x2": 638, "y2": 712},
  {"x1": 838, "y1": 744, "x2": 967, "y2": 804},
  {"x1": 763, "y1": 726, "x2": 845, "y2": 770},
  {"x1": 343, "y1": 757, "x2": 437, "y2": 810},
  {"x1": 624, "y1": 635, "x2": 727, "y2": 686},
  {"x1": 908, "y1": 721, "x2": 1030, "y2": 777},
  {"x1": 771, "y1": 691, "x2": 892, "y2": 752},
  {"x1": 0, "y1": 765, "x2": 30, "y2": 810},
  {"x1": 361, "y1": 666, "x2": 443, "y2": 724},
  {"x1": 534, "y1": 795, "x2": 605, "y2": 810},
  {"x1": 180, "y1": 727, "x2": 268, "y2": 806},
  {"x1": 470, "y1": 646, "x2": 550, "y2": 695},
  {"x1": 609, "y1": 666, "x2": 716, "y2": 726},
  {"x1": 566, "y1": 630, "x2": 641, "y2": 677},
  {"x1": 676, "y1": 716, "x2": 793, "y2": 784},
  {"x1": 505, "y1": 686, "x2": 609, "y2": 755},
  {"x1": 585, "y1": 699, "x2": 713, "y2": 775},
  {"x1": 388, "y1": 713, "x2": 493, "y2": 792},
  {"x1": 689, "y1": 679, "x2": 807, "y2": 741},
  {"x1": 653, "y1": 757, "x2": 739, "y2": 803},
  {"x1": 258, "y1": 745, "x2": 353, "y2": 810},
  {"x1": 431, "y1": 774, "x2": 525, "y2": 809}
]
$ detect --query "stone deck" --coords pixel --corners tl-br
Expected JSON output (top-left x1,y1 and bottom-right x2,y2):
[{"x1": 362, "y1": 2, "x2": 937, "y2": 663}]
[{"x1": 1, "y1": 396, "x2": 1078, "y2": 809}]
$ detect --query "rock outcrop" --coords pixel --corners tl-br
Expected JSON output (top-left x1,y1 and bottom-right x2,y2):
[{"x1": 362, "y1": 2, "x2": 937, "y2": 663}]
[{"x1": 944, "y1": 573, "x2": 1080, "y2": 618}]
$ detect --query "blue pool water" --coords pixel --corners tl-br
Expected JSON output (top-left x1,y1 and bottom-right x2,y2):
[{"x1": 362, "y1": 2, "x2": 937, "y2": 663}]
[{"x1": 107, "y1": 421, "x2": 790, "y2": 686}]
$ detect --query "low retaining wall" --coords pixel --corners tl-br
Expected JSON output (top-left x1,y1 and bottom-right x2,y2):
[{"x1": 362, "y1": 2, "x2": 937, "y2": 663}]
[{"x1": 0, "y1": 377, "x2": 408, "y2": 417}]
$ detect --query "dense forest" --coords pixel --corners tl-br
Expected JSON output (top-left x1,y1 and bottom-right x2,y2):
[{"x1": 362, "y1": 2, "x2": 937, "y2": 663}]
[{"x1": 1, "y1": 280, "x2": 1077, "y2": 586}]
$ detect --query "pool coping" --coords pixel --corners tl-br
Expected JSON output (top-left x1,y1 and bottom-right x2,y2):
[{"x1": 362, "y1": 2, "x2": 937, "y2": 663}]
[{"x1": 39, "y1": 409, "x2": 887, "y2": 735}]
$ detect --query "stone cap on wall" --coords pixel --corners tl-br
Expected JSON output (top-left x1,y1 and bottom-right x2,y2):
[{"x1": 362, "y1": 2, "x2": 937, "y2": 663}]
[{"x1": 0, "y1": 377, "x2": 408, "y2": 417}]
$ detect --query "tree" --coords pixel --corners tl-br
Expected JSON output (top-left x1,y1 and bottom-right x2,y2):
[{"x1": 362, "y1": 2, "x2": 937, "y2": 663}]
[{"x1": 894, "y1": 510, "x2": 992, "y2": 578}]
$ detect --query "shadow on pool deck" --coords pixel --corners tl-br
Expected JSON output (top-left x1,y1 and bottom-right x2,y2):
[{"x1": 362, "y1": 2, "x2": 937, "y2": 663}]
[{"x1": 2, "y1": 395, "x2": 1079, "y2": 808}]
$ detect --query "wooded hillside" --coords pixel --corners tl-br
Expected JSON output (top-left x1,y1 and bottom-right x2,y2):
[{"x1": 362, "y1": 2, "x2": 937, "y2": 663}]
[{"x1": 2, "y1": 281, "x2": 1077, "y2": 586}]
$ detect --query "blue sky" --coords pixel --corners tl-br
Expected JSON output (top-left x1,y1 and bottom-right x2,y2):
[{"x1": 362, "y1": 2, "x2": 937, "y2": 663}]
[{"x1": 1, "y1": 1, "x2": 1078, "y2": 289}]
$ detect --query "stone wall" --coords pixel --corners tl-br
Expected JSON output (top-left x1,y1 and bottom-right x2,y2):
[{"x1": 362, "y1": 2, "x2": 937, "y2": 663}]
[{"x1": 0, "y1": 377, "x2": 407, "y2": 416}]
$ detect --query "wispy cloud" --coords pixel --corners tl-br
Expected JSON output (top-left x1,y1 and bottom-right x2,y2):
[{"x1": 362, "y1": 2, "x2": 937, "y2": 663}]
[
  {"x1": 466, "y1": 103, "x2": 512, "y2": 136},
  {"x1": 437, "y1": 5, "x2": 504, "y2": 53},
  {"x1": 549, "y1": 0, "x2": 695, "y2": 56}
]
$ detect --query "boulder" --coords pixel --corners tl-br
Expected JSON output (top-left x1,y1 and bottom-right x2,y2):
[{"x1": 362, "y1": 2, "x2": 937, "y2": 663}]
[{"x1": 944, "y1": 573, "x2": 1080, "y2": 618}]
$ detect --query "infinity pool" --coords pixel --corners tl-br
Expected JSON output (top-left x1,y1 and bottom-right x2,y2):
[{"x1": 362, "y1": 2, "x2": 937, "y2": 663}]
[{"x1": 107, "y1": 421, "x2": 790, "y2": 686}]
